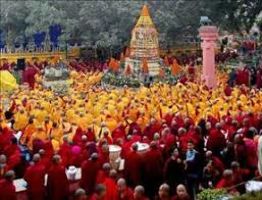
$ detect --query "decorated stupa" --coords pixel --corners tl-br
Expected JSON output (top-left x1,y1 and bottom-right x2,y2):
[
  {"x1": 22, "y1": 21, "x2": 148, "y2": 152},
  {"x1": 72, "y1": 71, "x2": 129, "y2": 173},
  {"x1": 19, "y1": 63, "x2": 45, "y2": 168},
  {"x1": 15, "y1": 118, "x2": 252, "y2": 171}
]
[{"x1": 125, "y1": 4, "x2": 162, "y2": 76}]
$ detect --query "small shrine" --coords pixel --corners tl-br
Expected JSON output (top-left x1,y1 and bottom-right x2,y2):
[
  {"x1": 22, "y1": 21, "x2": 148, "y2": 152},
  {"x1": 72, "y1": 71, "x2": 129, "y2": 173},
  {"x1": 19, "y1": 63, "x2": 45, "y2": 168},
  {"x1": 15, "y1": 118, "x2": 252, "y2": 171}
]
[{"x1": 125, "y1": 4, "x2": 162, "y2": 76}]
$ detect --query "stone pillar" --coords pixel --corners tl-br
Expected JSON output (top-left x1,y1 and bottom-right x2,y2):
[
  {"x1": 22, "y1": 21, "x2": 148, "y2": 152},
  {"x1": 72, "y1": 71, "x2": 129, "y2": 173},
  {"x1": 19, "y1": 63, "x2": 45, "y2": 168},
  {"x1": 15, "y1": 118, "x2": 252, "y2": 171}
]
[{"x1": 199, "y1": 26, "x2": 218, "y2": 88}]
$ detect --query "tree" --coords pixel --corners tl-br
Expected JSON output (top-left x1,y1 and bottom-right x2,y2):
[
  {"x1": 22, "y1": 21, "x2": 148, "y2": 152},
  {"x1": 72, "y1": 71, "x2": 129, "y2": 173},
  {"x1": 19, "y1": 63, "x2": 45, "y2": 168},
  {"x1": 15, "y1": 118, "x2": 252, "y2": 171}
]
[
  {"x1": 0, "y1": 1, "x2": 27, "y2": 48},
  {"x1": 0, "y1": 0, "x2": 261, "y2": 51}
]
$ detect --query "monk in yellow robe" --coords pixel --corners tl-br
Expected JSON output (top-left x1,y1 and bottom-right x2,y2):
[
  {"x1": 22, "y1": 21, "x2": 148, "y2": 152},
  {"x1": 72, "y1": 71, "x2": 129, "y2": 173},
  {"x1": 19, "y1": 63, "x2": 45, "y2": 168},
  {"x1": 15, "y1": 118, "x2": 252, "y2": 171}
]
[
  {"x1": 20, "y1": 118, "x2": 35, "y2": 145},
  {"x1": 28, "y1": 126, "x2": 47, "y2": 150},
  {"x1": 49, "y1": 122, "x2": 63, "y2": 141},
  {"x1": 13, "y1": 109, "x2": 28, "y2": 131}
]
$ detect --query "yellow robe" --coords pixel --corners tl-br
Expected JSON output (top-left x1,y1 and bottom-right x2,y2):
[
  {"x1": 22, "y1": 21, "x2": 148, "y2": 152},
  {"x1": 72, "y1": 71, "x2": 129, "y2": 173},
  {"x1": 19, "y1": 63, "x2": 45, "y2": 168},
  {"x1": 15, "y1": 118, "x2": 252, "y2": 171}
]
[
  {"x1": 20, "y1": 124, "x2": 36, "y2": 144},
  {"x1": 28, "y1": 129, "x2": 47, "y2": 150},
  {"x1": 13, "y1": 112, "x2": 28, "y2": 131}
]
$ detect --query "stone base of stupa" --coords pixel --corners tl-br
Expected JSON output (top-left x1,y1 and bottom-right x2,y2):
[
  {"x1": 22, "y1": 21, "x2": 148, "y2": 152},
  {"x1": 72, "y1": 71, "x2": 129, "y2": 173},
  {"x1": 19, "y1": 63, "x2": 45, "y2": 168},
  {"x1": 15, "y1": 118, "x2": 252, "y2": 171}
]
[{"x1": 125, "y1": 57, "x2": 161, "y2": 76}]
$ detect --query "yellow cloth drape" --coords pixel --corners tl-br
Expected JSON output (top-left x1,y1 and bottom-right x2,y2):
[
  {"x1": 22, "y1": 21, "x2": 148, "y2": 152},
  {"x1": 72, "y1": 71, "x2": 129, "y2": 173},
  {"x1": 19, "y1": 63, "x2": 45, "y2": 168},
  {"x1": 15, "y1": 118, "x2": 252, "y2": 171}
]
[{"x1": 0, "y1": 70, "x2": 18, "y2": 91}]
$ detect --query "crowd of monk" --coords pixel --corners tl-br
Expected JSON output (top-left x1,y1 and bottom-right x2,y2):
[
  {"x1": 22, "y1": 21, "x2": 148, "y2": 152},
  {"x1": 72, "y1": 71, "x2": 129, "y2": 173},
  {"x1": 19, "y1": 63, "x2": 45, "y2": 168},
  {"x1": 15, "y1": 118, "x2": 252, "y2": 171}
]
[{"x1": 0, "y1": 58, "x2": 262, "y2": 200}]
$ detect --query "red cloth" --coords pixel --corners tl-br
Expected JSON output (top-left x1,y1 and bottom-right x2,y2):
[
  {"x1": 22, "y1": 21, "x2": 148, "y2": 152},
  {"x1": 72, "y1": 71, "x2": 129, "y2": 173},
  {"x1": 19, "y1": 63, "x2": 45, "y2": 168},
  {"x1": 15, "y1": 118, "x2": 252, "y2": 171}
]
[
  {"x1": 236, "y1": 69, "x2": 249, "y2": 86},
  {"x1": 124, "y1": 151, "x2": 143, "y2": 186},
  {"x1": 80, "y1": 159, "x2": 100, "y2": 194},
  {"x1": 143, "y1": 148, "x2": 163, "y2": 183},
  {"x1": 4, "y1": 144, "x2": 21, "y2": 170},
  {"x1": 160, "y1": 132, "x2": 176, "y2": 152},
  {"x1": 2, "y1": 63, "x2": 10, "y2": 70},
  {"x1": 206, "y1": 129, "x2": 226, "y2": 152},
  {"x1": 0, "y1": 179, "x2": 16, "y2": 200},
  {"x1": 216, "y1": 178, "x2": 234, "y2": 189},
  {"x1": 0, "y1": 127, "x2": 13, "y2": 152},
  {"x1": 89, "y1": 194, "x2": 106, "y2": 200},
  {"x1": 103, "y1": 177, "x2": 117, "y2": 200},
  {"x1": 112, "y1": 126, "x2": 126, "y2": 142},
  {"x1": 58, "y1": 141, "x2": 71, "y2": 167},
  {"x1": 22, "y1": 66, "x2": 38, "y2": 89},
  {"x1": 244, "y1": 138, "x2": 258, "y2": 168},
  {"x1": 117, "y1": 187, "x2": 134, "y2": 200},
  {"x1": 163, "y1": 113, "x2": 174, "y2": 126},
  {"x1": 96, "y1": 170, "x2": 107, "y2": 184},
  {"x1": 24, "y1": 162, "x2": 46, "y2": 200},
  {"x1": 98, "y1": 150, "x2": 110, "y2": 166},
  {"x1": 86, "y1": 129, "x2": 96, "y2": 142},
  {"x1": 73, "y1": 127, "x2": 85, "y2": 145},
  {"x1": 179, "y1": 133, "x2": 191, "y2": 153},
  {"x1": 224, "y1": 85, "x2": 232, "y2": 96},
  {"x1": 47, "y1": 164, "x2": 69, "y2": 200}
]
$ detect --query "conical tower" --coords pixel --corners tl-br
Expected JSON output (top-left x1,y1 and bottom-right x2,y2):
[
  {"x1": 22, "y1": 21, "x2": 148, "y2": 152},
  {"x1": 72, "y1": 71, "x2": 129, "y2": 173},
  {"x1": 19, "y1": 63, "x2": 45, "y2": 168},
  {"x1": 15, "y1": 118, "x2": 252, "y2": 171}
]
[
  {"x1": 130, "y1": 4, "x2": 159, "y2": 59},
  {"x1": 125, "y1": 4, "x2": 161, "y2": 76}
]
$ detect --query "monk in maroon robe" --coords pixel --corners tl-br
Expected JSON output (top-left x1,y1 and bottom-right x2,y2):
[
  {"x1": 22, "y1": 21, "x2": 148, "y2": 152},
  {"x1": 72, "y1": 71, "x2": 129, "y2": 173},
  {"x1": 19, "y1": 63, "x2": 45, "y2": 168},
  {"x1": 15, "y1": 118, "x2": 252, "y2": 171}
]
[
  {"x1": 96, "y1": 163, "x2": 111, "y2": 184},
  {"x1": 112, "y1": 124, "x2": 126, "y2": 142},
  {"x1": 1, "y1": 60, "x2": 10, "y2": 71},
  {"x1": 206, "y1": 123, "x2": 226, "y2": 156},
  {"x1": 124, "y1": 143, "x2": 143, "y2": 187},
  {"x1": 116, "y1": 178, "x2": 134, "y2": 200},
  {"x1": 24, "y1": 154, "x2": 46, "y2": 200},
  {"x1": 0, "y1": 155, "x2": 9, "y2": 179},
  {"x1": 86, "y1": 127, "x2": 96, "y2": 142},
  {"x1": 216, "y1": 169, "x2": 236, "y2": 192},
  {"x1": 80, "y1": 153, "x2": 100, "y2": 194},
  {"x1": 103, "y1": 169, "x2": 118, "y2": 200},
  {"x1": 0, "y1": 127, "x2": 13, "y2": 153},
  {"x1": 0, "y1": 170, "x2": 16, "y2": 200},
  {"x1": 58, "y1": 137, "x2": 71, "y2": 167},
  {"x1": 172, "y1": 184, "x2": 191, "y2": 200},
  {"x1": 4, "y1": 137, "x2": 21, "y2": 170},
  {"x1": 134, "y1": 185, "x2": 149, "y2": 200},
  {"x1": 73, "y1": 127, "x2": 85, "y2": 146},
  {"x1": 89, "y1": 184, "x2": 107, "y2": 200},
  {"x1": 47, "y1": 155, "x2": 69, "y2": 200},
  {"x1": 22, "y1": 64, "x2": 38, "y2": 89},
  {"x1": 143, "y1": 142, "x2": 164, "y2": 198}
]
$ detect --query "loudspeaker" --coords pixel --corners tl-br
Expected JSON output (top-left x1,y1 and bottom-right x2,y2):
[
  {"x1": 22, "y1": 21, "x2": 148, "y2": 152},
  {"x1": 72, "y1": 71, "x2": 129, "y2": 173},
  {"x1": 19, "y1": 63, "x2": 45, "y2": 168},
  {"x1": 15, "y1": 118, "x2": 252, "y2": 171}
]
[{"x1": 17, "y1": 58, "x2": 25, "y2": 70}]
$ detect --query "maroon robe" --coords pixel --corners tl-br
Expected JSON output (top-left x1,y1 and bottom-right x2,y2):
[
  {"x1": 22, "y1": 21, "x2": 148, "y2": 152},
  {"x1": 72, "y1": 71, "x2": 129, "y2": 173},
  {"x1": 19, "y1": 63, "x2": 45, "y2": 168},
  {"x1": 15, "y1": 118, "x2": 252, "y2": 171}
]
[
  {"x1": 47, "y1": 164, "x2": 69, "y2": 200},
  {"x1": 0, "y1": 179, "x2": 16, "y2": 200},
  {"x1": 103, "y1": 177, "x2": 117, "y2": 200},
  {"x1": 117, "y1": 187, "x2": 134, "y2": 200},
  {"x1": 143, "y1": 148, "x2": 163, "y2": 197},
  {"x1": 0, "y1": 127, "x2": 13, "y2": 152},
  {"x1": 112, "y1": 125, "x2": 126, "y2": 142},
  {"x1": 206, "y1": 129, "x2": 226, "y2": 154},
  {"x1": 80, "y1": 159, "x2": 100, "y2": 194},
  {"x1": 124, "y1": 151, "x2": 143, "y2": 187},
  {"x1": 22, "y1": 66, "x2": 38, "y2": 89},
  {"x1": 2, "y1": 63, "x2": 10, "y2": 71},
  {"x1": 58, "y1": 141, "x2": 71, "y2": 167},
  {"x1": 24, "y1": 162, "x2": 46, "y2": 200}
]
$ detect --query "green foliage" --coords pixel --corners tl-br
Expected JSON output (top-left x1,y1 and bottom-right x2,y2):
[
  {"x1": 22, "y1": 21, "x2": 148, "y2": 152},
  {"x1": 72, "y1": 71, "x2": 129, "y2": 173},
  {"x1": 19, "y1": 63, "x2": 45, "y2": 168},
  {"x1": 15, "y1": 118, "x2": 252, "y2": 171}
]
[
  {"x1": 101, "y1": 72, "x2": 141, "y2": 88},
  {"x1": 197, "y1": 189, "x2": 226, "y2": 200},
  {"x1": 232, "y1": 191, "x2": 262, "y2": 200},
  {"x1": 0, "y1": 0, "x2": 261, "y2": 48},
  {"x1": 101, "y1": 67, "x2": 180, "y2": 88}
]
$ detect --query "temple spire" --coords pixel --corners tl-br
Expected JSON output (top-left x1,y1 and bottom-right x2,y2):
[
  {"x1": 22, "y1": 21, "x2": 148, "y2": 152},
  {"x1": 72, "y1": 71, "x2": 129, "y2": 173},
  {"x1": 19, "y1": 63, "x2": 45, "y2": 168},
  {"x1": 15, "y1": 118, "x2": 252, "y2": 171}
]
[
  {"x1": 140, "y1": 4, "x2": 150, "y2": 16},
  {"x1": 135, "y1": 4, "x2": 155, "y2": 28}
]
